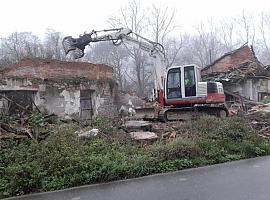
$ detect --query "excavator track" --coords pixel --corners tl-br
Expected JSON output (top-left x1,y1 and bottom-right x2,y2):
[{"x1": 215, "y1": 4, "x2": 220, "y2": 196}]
[
  {"x1": 158, "y1": 105, "x2": 228, "y2": 122},
  {"x1": 134, "y1": 105, "x2": 228, "y2": 122}
]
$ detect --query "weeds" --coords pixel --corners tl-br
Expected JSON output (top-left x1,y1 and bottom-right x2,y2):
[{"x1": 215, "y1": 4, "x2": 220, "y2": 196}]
[{"x1": 1, "y1": 116, "x2": 270, "y2": 198}]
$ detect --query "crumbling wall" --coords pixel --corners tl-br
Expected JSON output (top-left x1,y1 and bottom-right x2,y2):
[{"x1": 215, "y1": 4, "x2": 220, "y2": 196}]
[
  {"x1": 0, "y1": 58, "x2": 119, "y2": 118},
  {"x1": 2, "y1": 58, "x2": 113, "y2": 80},
  {"x1": 0, "y1": 77, "x2": 118, "y2": 119},
  {"x1": 223, "y1": 79, "x2": 268, "y2": 102},
  {"x1": 34, "y1": 85, "x2": 81, "y2": 117},
  {"x1": 38, "y1": 79, "x2": 118, "y2": 118}
]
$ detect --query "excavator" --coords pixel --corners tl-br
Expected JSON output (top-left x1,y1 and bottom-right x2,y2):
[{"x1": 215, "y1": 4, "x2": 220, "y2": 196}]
[{"x1": 62, "y1": 28, "x2": 228, "y2": 121}]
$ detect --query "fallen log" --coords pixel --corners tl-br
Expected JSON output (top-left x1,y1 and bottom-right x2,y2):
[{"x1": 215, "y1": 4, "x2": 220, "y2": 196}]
[{"x1": 0, "y1": 122, "x2": 33, "y2": 138}]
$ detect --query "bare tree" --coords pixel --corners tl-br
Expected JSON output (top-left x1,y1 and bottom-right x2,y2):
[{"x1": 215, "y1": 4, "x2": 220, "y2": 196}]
[
  {"x1": 258, "y1": 12, "x2": 270, "y2": 64},
  {"x1": 108, "y1": 0, "x2": 151, "y2": 96},
  {"x1": 147, "y1": 4, "x2": 177, "y2": 44},
  {"x1": 164, "y1": 36, "x2": 183, "y2": 67},
  {"x1": 0, "y1": 32, "x2": 42, "y2": 64},
  {"x1": 235, "y1": 10, "x2": 256, "y2": 45},
  {"x1": 173, "y1": 34, "x2": 200, "y2": 66},
  {"x1": 193, "y1": 21, "x2": 226, "y2": 67},
  {"x1": 43, "y1": 29, "x2": 65, "y2": 60},
  {"x1": 147, "y1": 4, "x2": 182, "y2": 68},
  {"x1": 85, "y1": 42, "x2": 128, "y2": 90},
  {"x1": 219, "y1": 18, "x2": 237, "y2": 51}
]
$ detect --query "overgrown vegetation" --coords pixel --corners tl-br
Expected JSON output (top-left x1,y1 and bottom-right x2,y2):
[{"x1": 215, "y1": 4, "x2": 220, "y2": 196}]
[
  {"x1": 262, "y1": 96, "x2": 270, "y2": 104},
  {"x1": 1, "y1": 116, "x2": 270, "y2": 198}
]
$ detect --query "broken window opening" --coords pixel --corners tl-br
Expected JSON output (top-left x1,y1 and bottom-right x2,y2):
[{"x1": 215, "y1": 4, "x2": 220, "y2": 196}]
[{"x1": 0, "y1": 90, "x2": 36, "y2": 116}]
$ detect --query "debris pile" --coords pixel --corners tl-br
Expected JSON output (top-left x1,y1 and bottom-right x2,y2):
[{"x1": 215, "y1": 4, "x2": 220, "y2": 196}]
[
  {"x1": 0, "y1": 113, "x2": 57, "y2": 141},
  {"x1": 76, "y1": 128, "x2": 99, "y2": 138},
  {"x1": 246, "y1": 104, "x2": 270, "y2": 138},
  {"x1": 204, "y1": 60, "x2": 265, "y2": 82},
  {"x1": 129, "y1": 131, "x2": 158, "y2": 141},
  {"x1": 123, "y1": 120, "x2": 152, "y2": 132},
  {"x1": 0, "y1": 123, "x2": 32, "y2": 139},
  {"x1": 120, "y1": 119, "x2": 181, "y2": 142},
  {"x1": 121, "y1": 120, "x2": 157, "y2": 142}
]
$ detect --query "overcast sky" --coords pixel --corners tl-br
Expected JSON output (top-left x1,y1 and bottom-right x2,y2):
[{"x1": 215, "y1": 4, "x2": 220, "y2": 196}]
[{"x1": 1, "y1": 0, "x2": 270, "y2": 38}]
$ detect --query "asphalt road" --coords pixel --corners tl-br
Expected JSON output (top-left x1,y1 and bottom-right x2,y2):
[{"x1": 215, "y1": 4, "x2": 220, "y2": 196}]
[{"x1": 5, "y1": 156, "x2": 270, "y2": 200}]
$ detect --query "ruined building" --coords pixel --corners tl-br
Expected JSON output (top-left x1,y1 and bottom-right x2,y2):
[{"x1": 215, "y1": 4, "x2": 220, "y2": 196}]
[
  {"x1": 0, "y1": 58, "x2": 118, "y2": 119},
  {"x1": 201, "y1": 45, "x2": 270, "y2": 103}
]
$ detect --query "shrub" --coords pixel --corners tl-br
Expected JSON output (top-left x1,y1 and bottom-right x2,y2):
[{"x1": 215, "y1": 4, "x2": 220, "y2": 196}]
[
  {"x1": 1, "y1": 116, "x2": 270, "y2": 198},
  {"x1": 150, "y1": 138, "x2": 202, "y2": 160},
  {"x1": 262, "y1": 96, "x2": 270, "y2": 104}
]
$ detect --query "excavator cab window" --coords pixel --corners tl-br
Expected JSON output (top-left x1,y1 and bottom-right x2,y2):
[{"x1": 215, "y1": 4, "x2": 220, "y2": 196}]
[
  {"x1": 167, "y1": 68, "x2": 182, "y2": 99},
  {"x1": 184, "y1": 66, "x2": 196, "y2": 97}
]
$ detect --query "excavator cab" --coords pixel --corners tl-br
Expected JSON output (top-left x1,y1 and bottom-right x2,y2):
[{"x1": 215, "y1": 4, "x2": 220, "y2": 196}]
[
  {"x1": 184, "y1": 65, "x2": 197, "y2": 97},
  {"x1": 164, "y1": 64, "x2": 226, "y2": 109},
  {"x1": 165, "y1": 65, "x2": 200, "y2": 101},
  {"x1": 166, "y1": 68, "x2": 182, "y2": 99}
]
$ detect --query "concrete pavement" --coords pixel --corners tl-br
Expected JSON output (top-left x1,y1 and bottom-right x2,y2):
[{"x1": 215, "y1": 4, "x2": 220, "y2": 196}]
[{"x1": 4, "y1": 156, "x2": 270, "y2": 200}]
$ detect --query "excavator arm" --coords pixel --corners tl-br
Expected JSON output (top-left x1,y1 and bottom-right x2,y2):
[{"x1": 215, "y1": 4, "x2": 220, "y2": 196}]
[
  {"x1": 62, "y1": 28, "x2": 133, "y2": 59},
  {"x1": 62, "y1": 28, "x2": 166, "y2": 94}
]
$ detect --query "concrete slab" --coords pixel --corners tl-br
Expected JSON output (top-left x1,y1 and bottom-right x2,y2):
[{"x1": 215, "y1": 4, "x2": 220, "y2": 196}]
[
  {"x1": 129, "y1": 131, "x2": 158, "y2": 140},
  {"x1": 123, "y1": 120, "x2": 152, "y2": 132}
]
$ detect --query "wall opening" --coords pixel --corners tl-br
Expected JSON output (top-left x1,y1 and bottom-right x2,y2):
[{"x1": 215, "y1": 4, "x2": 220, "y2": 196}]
[
  {"x1": 0, "y1": 90, "x2": 36, "y2": 115},
  {"x1": 258, "y1": 92, "x2": 270, "y2": 102},
  {"x1": 80, "y1": 89, "x2": 94, "y2": 120}
]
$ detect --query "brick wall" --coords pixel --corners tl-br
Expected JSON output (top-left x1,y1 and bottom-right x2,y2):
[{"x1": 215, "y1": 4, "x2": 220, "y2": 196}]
[
  {"x1": 2, "y1": 58, "x2": 113, "y2": 80},
  {"x1": 202, "y1": 46, "x2": 256, "y2": 74}
]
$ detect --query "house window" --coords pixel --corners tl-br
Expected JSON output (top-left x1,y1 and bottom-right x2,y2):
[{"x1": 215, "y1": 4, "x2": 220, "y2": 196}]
[{"x1": 0, "y1": 90, "x2": 36, "y2": 115}]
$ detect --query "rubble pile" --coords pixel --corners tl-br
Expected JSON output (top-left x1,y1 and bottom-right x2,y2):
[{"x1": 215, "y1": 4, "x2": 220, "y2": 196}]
[
  {"x1": 205, "y1": 60, "x2": 264, "y2": 82},
  {"x1": 0, "y1": 113, "x2": 57, "y2": 141},
  {"x1": 120, "y1": 120, "x2": 180, "y2": 142},
  {"x1": 246, "y1": 104, "x2": 270, "y2": 138}
]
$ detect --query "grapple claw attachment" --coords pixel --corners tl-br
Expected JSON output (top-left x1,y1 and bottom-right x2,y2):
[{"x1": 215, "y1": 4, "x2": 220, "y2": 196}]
[
  {"x1": 62, "y1": 36, "x2": 76, "y2": 55},
  {"x1": 62, "y1": 34, "x2": 92, "y2": 59}
]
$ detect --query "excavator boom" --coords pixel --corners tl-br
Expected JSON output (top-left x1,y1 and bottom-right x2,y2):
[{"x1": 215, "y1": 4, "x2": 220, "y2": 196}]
[
  {"x1": 63, "y1": 28, "x2": 133, "y2": 59},
  {"x1": 62, "y1": 28, "x2": 228, "y2": 121},
  {"x1": 62, "y1": 28, "x2": 166, "y2": 94}
]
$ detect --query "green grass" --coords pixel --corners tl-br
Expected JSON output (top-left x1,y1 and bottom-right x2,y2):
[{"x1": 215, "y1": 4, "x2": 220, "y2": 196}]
[{"x1": 1, "y1": 116, "x2": 270, "y2": 198}]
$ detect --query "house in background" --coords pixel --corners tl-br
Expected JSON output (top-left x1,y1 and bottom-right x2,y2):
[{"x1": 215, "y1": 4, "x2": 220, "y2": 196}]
[
  {"x1": 0, "y1": 58, "x2": 119, "y2": 119},
  {"x1": 201, "y1": 45, "x2": 270, "y2": 103}
]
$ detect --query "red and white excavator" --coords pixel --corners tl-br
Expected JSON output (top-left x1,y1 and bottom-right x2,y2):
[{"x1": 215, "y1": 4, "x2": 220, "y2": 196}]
[{"x1": 62, "y1": 28, "x2": 228, "y2": 121}]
